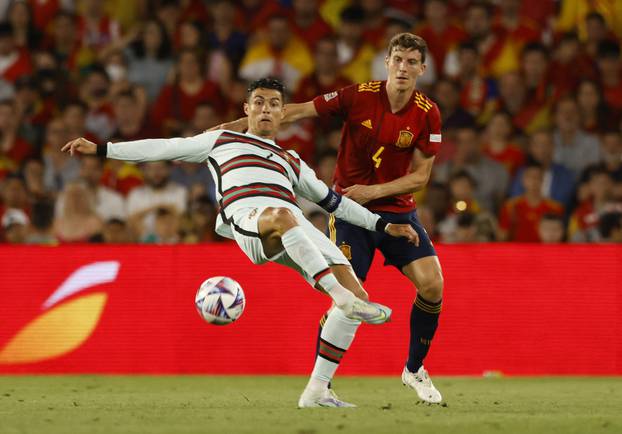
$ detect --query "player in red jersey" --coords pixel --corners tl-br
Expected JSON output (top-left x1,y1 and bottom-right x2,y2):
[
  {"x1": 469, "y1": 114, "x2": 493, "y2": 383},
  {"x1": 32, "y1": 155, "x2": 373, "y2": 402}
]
[
  {"x1": 214, "y1": 34, "x2": 444, "y2": 405},
  {"x1": 283, "y1": 33, "x2": 445, "y2": 404}
]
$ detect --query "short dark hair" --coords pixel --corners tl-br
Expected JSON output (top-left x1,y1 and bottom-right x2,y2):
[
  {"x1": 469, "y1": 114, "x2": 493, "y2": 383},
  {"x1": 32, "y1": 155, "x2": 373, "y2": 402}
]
[
  {"x1": 599, "y1": 212, "x2": 622, "y2": 239},
  {"x1": 387, "y1": 33, "x2": 427, "y2": 63},
  {"x1": 247, "y1": 78, "x2": 285, "y2": 100}
]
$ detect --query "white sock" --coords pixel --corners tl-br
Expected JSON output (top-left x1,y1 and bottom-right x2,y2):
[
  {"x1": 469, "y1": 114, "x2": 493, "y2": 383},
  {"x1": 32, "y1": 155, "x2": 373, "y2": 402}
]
[
  {"x1": 281, "y1": 226, "x2": 355, "y2": 307},
  {"x1": 308, "y1": 307, "x2": 361, "y2": 390}
]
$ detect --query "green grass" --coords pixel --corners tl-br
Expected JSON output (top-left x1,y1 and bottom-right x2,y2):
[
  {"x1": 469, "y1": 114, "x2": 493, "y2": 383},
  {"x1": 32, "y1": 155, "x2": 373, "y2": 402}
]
[{"x1": 0, "y1": 376, "x2": 620, "y2": 434}]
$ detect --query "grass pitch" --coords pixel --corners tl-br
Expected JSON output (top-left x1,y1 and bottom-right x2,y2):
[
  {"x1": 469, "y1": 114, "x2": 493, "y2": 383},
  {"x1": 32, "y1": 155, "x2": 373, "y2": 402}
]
[{"x1": 0, "y1": 376, "x2": 620, "y2": 434}]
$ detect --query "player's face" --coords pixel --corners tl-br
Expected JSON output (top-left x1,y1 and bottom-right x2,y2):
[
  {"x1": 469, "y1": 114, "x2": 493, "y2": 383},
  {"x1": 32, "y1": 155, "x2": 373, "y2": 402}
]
[
  {"x1": 385, "y1": 47, "x2": 425, "y2": 92},
  {"x1": 244, "y1": 88, "x2": 284, "y2": 138}
]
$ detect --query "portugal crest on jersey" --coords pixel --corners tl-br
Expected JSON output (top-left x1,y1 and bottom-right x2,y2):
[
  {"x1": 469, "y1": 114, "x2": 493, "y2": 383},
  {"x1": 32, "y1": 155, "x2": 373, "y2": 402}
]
[{"x1": 396, "y1": 130, "x2": 414, "y2": 148}]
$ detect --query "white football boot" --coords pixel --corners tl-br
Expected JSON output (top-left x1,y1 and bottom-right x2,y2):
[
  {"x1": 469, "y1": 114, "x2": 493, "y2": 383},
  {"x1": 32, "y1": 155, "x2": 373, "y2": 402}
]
[
  {"x1": 340, "y1": 299, "x2": 392, "y2": 325},
  {"x1": 297, "y1": 388, "x2": 357, "y2": 408},
  {"x1": 402, "y1": 366, "x2": 443, "y2": 404}
]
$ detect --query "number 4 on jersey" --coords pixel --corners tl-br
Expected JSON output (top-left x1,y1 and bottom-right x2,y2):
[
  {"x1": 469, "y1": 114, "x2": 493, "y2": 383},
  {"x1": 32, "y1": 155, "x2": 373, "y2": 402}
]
[{"x1": 372, "y1": 146, "x2": 385, "y2": 168}]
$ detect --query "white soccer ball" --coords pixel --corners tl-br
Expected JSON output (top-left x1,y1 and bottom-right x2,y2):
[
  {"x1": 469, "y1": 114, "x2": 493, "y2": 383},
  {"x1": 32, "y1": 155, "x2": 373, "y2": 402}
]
[{"x1": 195, "y1": 276, "x2": 246, "y2": 325}]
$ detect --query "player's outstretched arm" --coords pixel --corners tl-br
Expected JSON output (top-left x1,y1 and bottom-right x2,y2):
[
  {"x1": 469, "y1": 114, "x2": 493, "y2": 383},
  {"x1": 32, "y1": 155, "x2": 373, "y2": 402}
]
[
  {"x1": 205, "y1": 117, "x2": 248, "y2": 133},
  {"x1": 61, "y1": 132, "x2": 221, "y2": 164},
  {"x1": 283, "y1": 101, "x2": 318, "y2": 123},
  {"x1": 293, "y1": 157, "x2": 419, "y2": 244}
]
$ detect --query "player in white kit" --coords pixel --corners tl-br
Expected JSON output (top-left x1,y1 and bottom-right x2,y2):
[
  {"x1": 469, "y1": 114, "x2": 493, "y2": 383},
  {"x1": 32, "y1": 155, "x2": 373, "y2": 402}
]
[{"x1": 63, "y1": 78, "x2": 419, "y2": 408}]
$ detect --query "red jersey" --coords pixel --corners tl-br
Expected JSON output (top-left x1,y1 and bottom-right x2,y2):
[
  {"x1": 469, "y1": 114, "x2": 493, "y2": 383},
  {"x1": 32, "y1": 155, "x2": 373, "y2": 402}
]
[
  {"x1": 313, "y1": 81, "x2": 442, "y2": 213},
  {"x1": 498, "y1": 196, "x2": 563, "y2": 242}
]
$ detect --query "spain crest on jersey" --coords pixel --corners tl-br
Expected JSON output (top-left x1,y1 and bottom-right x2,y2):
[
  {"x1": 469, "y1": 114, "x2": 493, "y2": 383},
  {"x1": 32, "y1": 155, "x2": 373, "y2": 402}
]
[
  {"x1": 395, "y1": 130, "x2": 414, "y2": 148},
  {"x1": 339, "y1": 243, "x2": 352, "y2": 260}
]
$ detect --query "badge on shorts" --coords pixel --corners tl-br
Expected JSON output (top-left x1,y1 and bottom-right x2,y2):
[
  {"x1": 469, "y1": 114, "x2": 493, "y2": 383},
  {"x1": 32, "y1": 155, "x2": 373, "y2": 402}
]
[
  {"x1": 395, "y1": 130, "x2": 414, "y2": 148},
  {"x1": 248, "y1": 208, "x2": 258, "y2": 219},
  {"x1": 339, "y1": 242, "x2": 352, "y2": 260}
]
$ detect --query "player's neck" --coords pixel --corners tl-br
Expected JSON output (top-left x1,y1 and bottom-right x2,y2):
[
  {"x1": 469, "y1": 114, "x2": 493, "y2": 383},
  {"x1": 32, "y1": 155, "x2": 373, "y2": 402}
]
[
  {"x1": 386, "y1": 83, "x2": 416, "y2": 113},
  {"x1": 247, "y1": 128, "x2": 276, "y2": 141}
]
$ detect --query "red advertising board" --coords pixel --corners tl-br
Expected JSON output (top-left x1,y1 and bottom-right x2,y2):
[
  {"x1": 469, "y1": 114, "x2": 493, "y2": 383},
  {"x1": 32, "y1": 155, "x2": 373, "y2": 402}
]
[{"x1": 0, "y1": 244, "x2": 620, "y2": 375}]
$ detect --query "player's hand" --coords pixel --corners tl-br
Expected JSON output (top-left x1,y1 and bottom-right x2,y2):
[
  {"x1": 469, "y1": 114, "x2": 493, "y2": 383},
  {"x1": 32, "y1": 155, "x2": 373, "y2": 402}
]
[
  {"x1": 61, "y1": 137, "x2": 97, "y2": 156},
  {"x1": 342, "y1": 184, "x2": 380, "y2": 205},
  {"x1": 385, "y1": 223, "x2": 419, "y2": 246}
]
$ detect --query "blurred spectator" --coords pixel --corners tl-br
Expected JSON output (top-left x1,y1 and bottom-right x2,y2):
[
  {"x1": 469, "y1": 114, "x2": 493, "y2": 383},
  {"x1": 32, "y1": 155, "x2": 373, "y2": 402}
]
[
  {"x1": 151, "y1": 48, "x2": 224, "y2": 136},
  {"x1": 76, "y1": 0, "x2": 120, "y2": 52},
  {"x1": 24, "y1": 199, "x2": 57, "y2": 244},
  {"x1": 510, "y1": 130, "x2": 575, "y2": 208},
  {"x1": 359, "y1": 0, "x2": 390, "y2": 47},
  {"x1": 437, "y1": 170, "x2": 482, "y2": 242},
  {"x1": 207, "y1": 0, "x2": 247, "y2": 71},
  {"x1": 294, "y1": 36, "x2": 352, "y2": 104},
  {"x1": 415, "y1": 0, "x2": 467, "y2": 72},
  {"x1": 434, "y1": 126, "x2": 509, "y2": 213},
  {"x1": 288, "y1": 0, "x2": 333, "y2": 51},
  {"x1": 596, "y1": 40, "x2": 622, "y2": 110},
  {"x1": 127, "y1": 161, "x2": 187, "y2": 239},
  {"x1": 237, "y1": 0, "x2": 283, "y2": 36},
  {"x1": 239, "y1": 13, "x2": 313, "y2": 92},
  {"x1": 1, "y1": 206, "x2": 28, "y2": 243},
  {"x1": 569, "y1": 166, "x2": 619, "y2": 242},
  {"x1": 538, "y1": 213, "x2": 566, "y2": 243},
  {"x1": 598, "y1": 211, "x2": 622, "y2": 242},
  {"x1": 79, "y1": 65, "x2": 115, "y2": 141},
  {"x1": 498, "y1": 162, "x2": 564, "y2": 242},
  {"x1": 0, "y1": 173, "x2": 29, "y2": 222},
  {"x1": 0, "y1": 21, "x2": 33, "y2": 86},
  {"x1": 444, "y1": 2, "x2": 519, "y2": 78},
  {"x1": 496, "y1": 70, "x2": 547, "y2": 134},
  {"x1": 493, "y1": 0, "x2": 540, "y2": 46},
  {"x1": 56, "y1": 155, "x2": 126, "y2": 222},
  {"x1": 111, "y1": 90, "x2": 150, "y2": 141},
  {"x1": 335, "y1": 6, "x2": 375, "y2": 84},
  {"x1": 0, "y1": 98, "x2": 34, "y2": 167},
  {"x1": 155, "y1": 0, "x2": 180, "y2": 44},
  {"x1": 98, "y1": 217, "x2": 133, "y2": 244},
  {"x1": 53, "y1": 180, "x2": 102, "y2": 243},
  {"x1": 42, "y1": 117, "x2": 80, "y2": 192},
  {"x1": 550, "y1": 32, "x2": 599, "y2": 98},
  {"x1": 576, "y1": 79, "x2": 619, "y2": 134},
  {"x1": 21, "y1": 157, "x2": 49, "y2": 200},
  {"x1": 62, "y1": 99, "x2": 98, "y2": 143},
  {"x1": 422, "y1": 181, "x2": 451, "y2": 230},
  {"x1": 123, "y1": 18, "x2": 174, "y2": 102},
  {"x1": 179, "y1": 194, "x2": 223, "y2": 243},
  {"x1": 452, "y1": 42, "x2": 498, "y2": 124},
  {"x1": 190, "y1": 102, "x2": 221, "y2": 134},
  {"x1": 7, "y1": 0, "x2": 42, "y2": 50},
  {"x1": 142, "y1": 206, "x2": 180, "y2": 244},
  {"x1": 481, "y1": 110, "x2": 524, "y2": 176},
  {"x1": 452, "y1": 212, "x2": 478, "y2": 243},
  {"x1": 599, "y1": 130, "x2": 622, "y2": 180},
  {"x1": 584, "y1": 12, "x2": 616, "y2": 59},
  {"x1": 557, "y1": 1, "x2": 622, "y2": 42},
  {"x1": 46, "y1": 11, "x2": 89, "y2": 74},
  {"x1": 552, "y1": 96, "x2": 602, "y2": 178},
  {"x1": 521, "y1": 42, "x2": 554, "y2": 113},
  {"x1": 433, "y1": 76, "x2": 475, "y2": 132}
]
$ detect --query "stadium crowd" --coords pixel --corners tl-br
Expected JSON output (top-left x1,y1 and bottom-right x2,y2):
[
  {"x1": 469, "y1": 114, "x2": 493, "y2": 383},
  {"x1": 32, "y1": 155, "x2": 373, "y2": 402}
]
[{"x1": 0, "y1": 0, "x2": 621, "y2": 245}]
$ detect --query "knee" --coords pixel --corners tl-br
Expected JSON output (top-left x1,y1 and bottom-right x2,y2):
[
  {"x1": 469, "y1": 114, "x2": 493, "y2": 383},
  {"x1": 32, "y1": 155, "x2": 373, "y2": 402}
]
[
  {"x1": 417, "y1": 273, "x2": 444, "y2": 302},
  {"x1": 264, "y1": 207, "x2": 298, "y2": 234}
]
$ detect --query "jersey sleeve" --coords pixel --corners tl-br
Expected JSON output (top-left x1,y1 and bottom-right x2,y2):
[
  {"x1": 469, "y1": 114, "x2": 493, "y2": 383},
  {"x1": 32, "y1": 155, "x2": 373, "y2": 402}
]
[
  {"x1": 312, "y1": 84, "x2": 357, "y2": 121},
  {"x1": 415, "y1": 102, "x2": 442, "y2": 156},
  {"x1": 106, "y1": 130, "x2": 222, "y2": 163},
  {"x1": 294, "y1": 157, "x2": 382, "y2": 232}
]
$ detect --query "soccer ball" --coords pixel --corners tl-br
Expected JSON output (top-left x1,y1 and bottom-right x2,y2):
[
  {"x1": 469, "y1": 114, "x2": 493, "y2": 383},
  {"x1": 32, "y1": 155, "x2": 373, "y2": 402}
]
[{"x1": 195, "y1": 276, "x2": 246, "y2": 325}]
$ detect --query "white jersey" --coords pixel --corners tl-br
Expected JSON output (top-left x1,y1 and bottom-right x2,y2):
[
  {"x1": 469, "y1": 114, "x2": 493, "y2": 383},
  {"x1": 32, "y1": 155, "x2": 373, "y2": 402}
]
[{"x1": 106, "y1": 129, "x2": 383, "y2": 238}]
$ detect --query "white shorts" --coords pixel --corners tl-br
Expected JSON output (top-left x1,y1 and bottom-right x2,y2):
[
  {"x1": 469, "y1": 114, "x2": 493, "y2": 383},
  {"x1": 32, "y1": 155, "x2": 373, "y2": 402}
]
[{"x1": 230, "y1": 206, "x2": 349, "y2": 285}]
